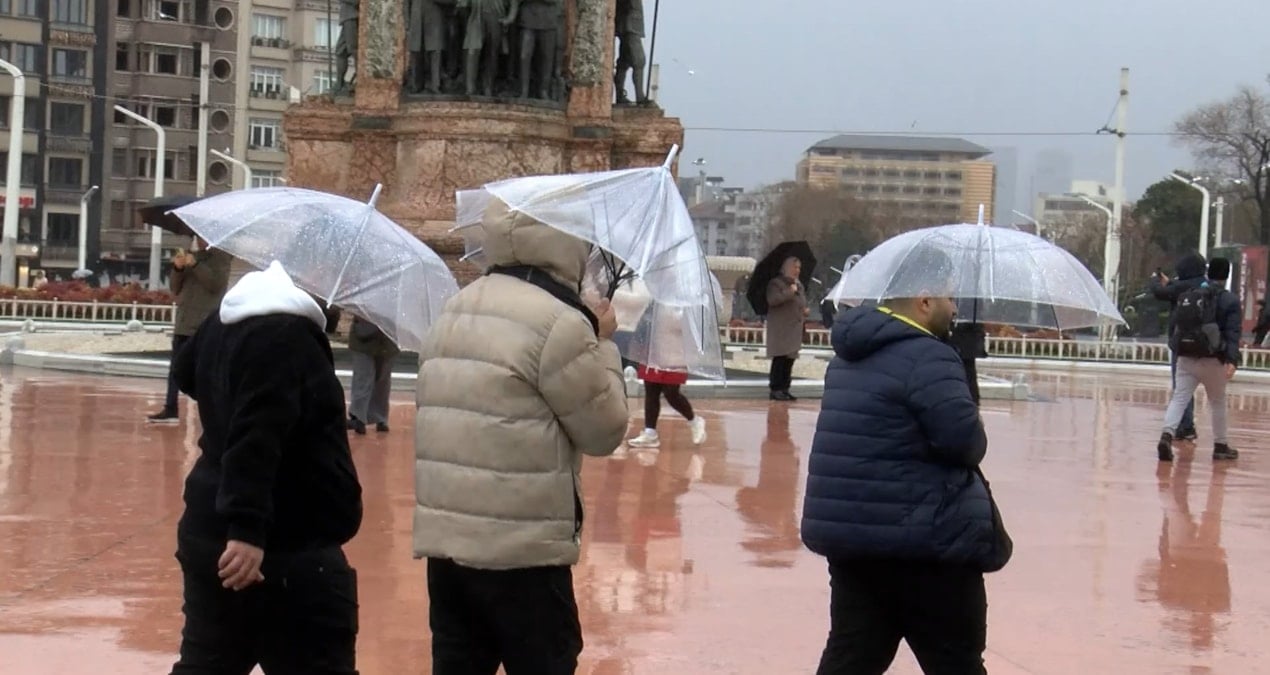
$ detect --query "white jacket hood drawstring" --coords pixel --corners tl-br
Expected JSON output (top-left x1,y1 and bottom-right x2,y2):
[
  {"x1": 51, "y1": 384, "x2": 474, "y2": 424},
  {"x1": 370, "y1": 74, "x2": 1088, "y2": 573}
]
[{"x1": 219, "y1": 260, "x2": 327, "y2": 330}]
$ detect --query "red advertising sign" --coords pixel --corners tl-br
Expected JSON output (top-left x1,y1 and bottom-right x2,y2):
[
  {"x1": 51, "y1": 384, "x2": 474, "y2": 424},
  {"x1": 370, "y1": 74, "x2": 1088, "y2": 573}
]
[
  {"x1": 0, "y1": 194, "x2": 35, "y2": 208},
  {"x1": 1239, "y1": 246, "x2": 1268, "y2": 334}
]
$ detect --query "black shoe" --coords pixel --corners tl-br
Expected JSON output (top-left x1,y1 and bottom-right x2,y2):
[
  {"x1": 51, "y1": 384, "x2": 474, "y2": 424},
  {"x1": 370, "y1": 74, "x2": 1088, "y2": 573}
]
[
  {"x1": 1177, "y1": 428, "x2": 1198, "y2": 442},
  {"x1": 770, "y1": 391, "x2": 794, "y2": 402},
  {"x1": 375, "y1": 422, "x2": 390, "y2": 433},
  {"x1": 1157, "y1": 433, "x2": 1174, "y2": 462},
  {"x1": 784, "y1": 390, "x2": 798, "y2": 402},
  {"x1": 1213, "y1": 443, "x2": 1239, "y2": 461},
  {"x1": 147, "y1": 408, "x2": 179, "y2": 425},
  {"x1": 349, "y1": 417, "x2": 366, "y2": 435}
]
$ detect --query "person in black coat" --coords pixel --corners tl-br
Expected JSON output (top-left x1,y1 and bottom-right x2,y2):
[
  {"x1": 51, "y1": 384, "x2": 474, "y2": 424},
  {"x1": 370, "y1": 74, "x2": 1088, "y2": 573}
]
[
  {"x1": 1150, "y1": 251, "x2": 1208, "y2": 441},
  {"x1": 170, "y1": 262, "x2": 363, "y2": 674},
  {"x1": 1254, "y1": 299, "x2": 1269, "y2": 347},
  {"x1": 802, "y1": 244, "x2": 1003, "y2": 675}
]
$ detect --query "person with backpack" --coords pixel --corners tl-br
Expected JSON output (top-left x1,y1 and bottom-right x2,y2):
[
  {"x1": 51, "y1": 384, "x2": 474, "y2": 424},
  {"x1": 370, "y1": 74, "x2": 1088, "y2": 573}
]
[
  {"x1": 1158, "y1": 257, "x2": 1242, "y2": 463},
  {"x1": 1150, "y1": 252, "x2": 1208, "y2": 442}
]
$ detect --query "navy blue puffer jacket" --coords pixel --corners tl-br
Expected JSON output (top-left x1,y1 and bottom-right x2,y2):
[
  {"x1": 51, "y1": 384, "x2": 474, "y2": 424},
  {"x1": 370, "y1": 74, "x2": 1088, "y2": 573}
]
[{"x1": 801, "y1": 306, "x2": 996, "y2": 568}]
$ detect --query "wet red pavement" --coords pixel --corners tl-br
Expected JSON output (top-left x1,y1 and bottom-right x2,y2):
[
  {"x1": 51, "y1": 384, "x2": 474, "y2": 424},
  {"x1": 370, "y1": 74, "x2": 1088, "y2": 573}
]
[{"x1": 1, "y1": 367, "x2": 1269, "y2": 674}]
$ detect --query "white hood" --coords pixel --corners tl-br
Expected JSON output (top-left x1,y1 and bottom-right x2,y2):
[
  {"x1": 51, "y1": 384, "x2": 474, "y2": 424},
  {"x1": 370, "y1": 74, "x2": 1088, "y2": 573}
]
[{"x1": 219, "y1": 261, "x2": 327, "y2": 330}]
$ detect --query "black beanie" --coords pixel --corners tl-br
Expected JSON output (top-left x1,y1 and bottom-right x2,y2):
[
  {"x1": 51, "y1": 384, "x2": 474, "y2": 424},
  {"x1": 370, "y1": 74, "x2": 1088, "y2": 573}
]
[{"x1": 1208, "y1": 257, "x2": 1231, "y2": 281}]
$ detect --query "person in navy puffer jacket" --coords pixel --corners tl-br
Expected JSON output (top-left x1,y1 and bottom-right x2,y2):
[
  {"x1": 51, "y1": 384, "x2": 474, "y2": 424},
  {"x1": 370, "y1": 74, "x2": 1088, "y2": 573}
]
[{"x1": 803, "y1": 244, "x2": 998, "y2": 675}]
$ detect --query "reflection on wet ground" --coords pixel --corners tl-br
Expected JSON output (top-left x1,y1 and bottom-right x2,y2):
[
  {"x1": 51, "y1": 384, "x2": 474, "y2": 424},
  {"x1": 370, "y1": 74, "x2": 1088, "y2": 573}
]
[{"x1": 1, "y1": 367, "x2": 1268, "y2": 674}]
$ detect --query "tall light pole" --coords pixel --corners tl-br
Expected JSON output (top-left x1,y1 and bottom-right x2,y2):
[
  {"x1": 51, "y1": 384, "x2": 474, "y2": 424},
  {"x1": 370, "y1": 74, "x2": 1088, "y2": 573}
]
[
  {"x1": 1212, "y1": 196, "x2": 1225, "y2": 249},
  {"x1": 77, "y1": 185, "x2": 99, "y2": 272},
  {"x1": 0, "y1": 58, "x2": 26, "y2": 287},
  {"x1": 113, "y1": 104, "x2": 165, "y2": 290},
  {"x1": 210, "y1": 148, "x2": 252, "y2": 189},
  {"x1": 1011, "y1": 209, "x2": 1042, "y2": 238},
  {"x1": 1106, "y1": 68, "x2": 1129, "y2": 317},
  {"x1": 196, "y1": 41, "x2": 211, "y2": 197},
  {"x1": 1170, "y1": 173, "x2": 1211, "y2": 257},
  {"x1": 692, "y1": 157, "x2": 707, "y2": 205},
  {"x1": 1079, "y1": 195, "x2": 1116, "y2": 340}
]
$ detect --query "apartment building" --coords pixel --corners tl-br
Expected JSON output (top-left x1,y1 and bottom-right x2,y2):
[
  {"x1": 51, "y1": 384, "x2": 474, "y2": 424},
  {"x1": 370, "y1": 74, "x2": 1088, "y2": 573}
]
[
  {"x1": 0, "y1": 0, "x2": 111, "y2": 284},
  {"x1": 796, "y1": 135, "x2": 998, "y2": 226},
  {"x1": 1034, "y1": 179, "x2": 1114, "y2": 233},
  {"x1": 0, "y1": 0, "x2": 345, "y2": 285},
  {"x1": 688, "y1": 183, "x2": 777, "y2": 260}
]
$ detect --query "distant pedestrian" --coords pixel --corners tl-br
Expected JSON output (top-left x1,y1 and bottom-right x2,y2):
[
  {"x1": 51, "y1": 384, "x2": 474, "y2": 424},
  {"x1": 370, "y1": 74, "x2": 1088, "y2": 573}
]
[
  {"x1": 1150, "y1": 252, "x2": 1208, "y2": 442},
  {"x1": 148, "y1": 239, "x2": 231, "y2": 425},
  {"x1": 1253, "y1": 299, "x2": 1269, "y2": 347},
  {"x1": 347, "y1": 315, "x2": 399, "y2": 435},
  {"x1": 766, "y1": 256, "x2": 808, "y2": 401},
  {"x1": 625, "y1": 364, "x2": 706, "y2": 450},
  {"x1": 1158, "y1": 257, "x2": 1241, "y2": 462}
]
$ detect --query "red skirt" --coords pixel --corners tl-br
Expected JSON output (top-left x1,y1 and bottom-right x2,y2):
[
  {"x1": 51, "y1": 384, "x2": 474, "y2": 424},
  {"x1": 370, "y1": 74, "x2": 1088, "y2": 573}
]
[{"x1": 637, "y1": 364, "x2": 689, "y2": 386}]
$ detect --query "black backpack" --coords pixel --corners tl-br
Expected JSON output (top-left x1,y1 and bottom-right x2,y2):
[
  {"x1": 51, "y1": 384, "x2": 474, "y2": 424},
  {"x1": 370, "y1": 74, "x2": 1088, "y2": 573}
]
[{"x1": 1173, "y1": 284, "x2": 1224, "y2": 358}]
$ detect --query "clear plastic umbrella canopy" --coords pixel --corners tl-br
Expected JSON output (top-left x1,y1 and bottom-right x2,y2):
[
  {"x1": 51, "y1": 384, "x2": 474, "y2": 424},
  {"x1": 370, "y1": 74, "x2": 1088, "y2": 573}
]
[
  {"x1": 171, "y1": 186, "x2": 459, "y2": 353},
  {"x1": 454, "y1": 146, "x2": 713, "y2": 309},
  {"x1": 581, "y1": 251, "x2": 727, "y2": 380},
  {"x1": 830, "y1": 223, "x2": 1125, "y2": 330}
]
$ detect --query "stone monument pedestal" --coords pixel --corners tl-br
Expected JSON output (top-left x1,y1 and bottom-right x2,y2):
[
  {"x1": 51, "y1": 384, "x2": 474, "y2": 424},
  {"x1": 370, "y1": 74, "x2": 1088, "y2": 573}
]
[{"x1": 282, "y1": 0, "x2": 684, "y2": 283}]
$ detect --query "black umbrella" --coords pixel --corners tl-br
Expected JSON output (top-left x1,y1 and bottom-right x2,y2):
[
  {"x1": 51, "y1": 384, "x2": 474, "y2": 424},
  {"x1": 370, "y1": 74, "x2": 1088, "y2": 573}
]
[
  {"x1": 137, "y1": 195, "x2": 201, "y2": 237},
  {"x1": 746, "y1": 241, "x2": 817, "y2": 316}
]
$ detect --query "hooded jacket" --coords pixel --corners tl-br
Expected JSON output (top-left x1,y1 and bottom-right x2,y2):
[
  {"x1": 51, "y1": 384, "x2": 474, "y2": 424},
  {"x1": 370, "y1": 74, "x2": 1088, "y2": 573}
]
[
  {"x1": 801, "y1": 306, "x2": 997, "y2": 569},
  {"x1": 413, "y1": 198, "x2": 629, "y2": 570},
  {"x1": 1151, "y1": 252, "x2": 1208, "y2": 338},
  {"x1": 174, "y1": 262, "x2": 363, "y2": 552}
]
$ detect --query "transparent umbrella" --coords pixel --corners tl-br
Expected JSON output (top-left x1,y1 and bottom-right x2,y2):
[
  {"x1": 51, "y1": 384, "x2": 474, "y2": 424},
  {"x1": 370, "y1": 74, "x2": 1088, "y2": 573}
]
[
  {"x1": 171, "y1": 185, "x2": 459, "y2": 353},
  {"x1": 581, "y1": 250, "x2": 727, "y2": 380},
  {"x1": 830, "y1": 223, "x2": 1125, "y2": 331},
  {"x1": 454, "y1": 145, "x2": 713, "y2": 309}
]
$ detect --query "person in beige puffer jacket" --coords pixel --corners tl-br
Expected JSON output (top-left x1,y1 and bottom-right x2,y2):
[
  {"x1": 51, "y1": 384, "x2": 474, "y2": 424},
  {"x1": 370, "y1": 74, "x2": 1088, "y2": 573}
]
[{"x1": 414, "y1": 196, "x2": 629, "y2": 673}]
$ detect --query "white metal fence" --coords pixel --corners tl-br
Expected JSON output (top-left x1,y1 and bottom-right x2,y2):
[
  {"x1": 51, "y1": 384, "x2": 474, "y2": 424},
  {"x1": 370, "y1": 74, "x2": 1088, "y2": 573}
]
[
  {"x1": 0, "y1": 299, "x2": 176, "y2": 325},
  {"x1": 720, "y1": 325, "x2": 1270, "y2": 371}
]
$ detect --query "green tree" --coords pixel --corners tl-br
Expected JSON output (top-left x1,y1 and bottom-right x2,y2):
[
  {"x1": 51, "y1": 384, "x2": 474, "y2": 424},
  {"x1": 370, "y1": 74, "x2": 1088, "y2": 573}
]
[{"x1": 1133, "y1": 178, "x2": 1205, "y2": 256}]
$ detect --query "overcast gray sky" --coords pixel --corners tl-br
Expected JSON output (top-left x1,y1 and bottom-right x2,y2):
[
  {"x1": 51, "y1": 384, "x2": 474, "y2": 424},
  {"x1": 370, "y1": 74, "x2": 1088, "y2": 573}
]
[{"x1": 651, "y1": 0, "x2": 1270, "y2": 209}]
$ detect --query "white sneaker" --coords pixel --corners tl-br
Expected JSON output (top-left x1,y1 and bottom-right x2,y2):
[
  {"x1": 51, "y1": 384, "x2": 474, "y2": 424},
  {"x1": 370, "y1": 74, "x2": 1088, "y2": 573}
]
[
  {"x1": 627, "y1": 429, "x2": 660, "y2": 448},
  {"x1": 689, "y1": 416, "x2": 707, "y2": 445}
]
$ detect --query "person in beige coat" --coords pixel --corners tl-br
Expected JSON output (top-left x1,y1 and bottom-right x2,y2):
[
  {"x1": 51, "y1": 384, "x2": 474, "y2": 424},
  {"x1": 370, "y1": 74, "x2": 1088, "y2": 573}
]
[
  {"x1": 766, "y1": 256, "x2": 808, "y2": 401},
  {"x1": 414, "y1": 197, "x2": 629, "y2": 674}
]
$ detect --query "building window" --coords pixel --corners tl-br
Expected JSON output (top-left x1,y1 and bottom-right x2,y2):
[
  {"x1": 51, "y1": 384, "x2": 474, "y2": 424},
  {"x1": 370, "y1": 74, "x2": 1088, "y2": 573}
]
[
  {"x1": 137, "y1": 44, "x2": 188, "y2": 75},
  {"x1": 134, "y1": 149, "x2": 175, "y2": 180},
  {"x1": 882, "y1": 185, "x2": 899, "y2": 194},
  {"x1": 250, "y1": 66, "x2": 285, "y2": 95},
  {"x1": 944, "y1": 187, "x2": 962, "y2": 197},
  {"x1": 923, "y1": 186, "x2": 940, "y2": 195},
  {"x1": 902, "y1": 186, "x2": 921, "y2": 195},
  {"x1": 253, "y1": 13, "x2": 285, "y2": 39},
  {"x1": 862, "y1": 169, "x2": 879, "y2": 177},
  {"x1": 841, "y1": 168, "x2": 860, "y2": 177},
  {"x1": 0, "y1": 96, "x2": 40, "y2": 130},
  {"x1": 251, "y1": 170, "x2": 283, "y2": 188},
  {"x1": 945, "y1": 171, "x2": 963, "y2": 181},
  {"x1": 117, "y1": 0, "x2": 129, "y2": 16},
  {"x1": 0, "y1": 153, "x2": 41, "y2": 186},
  {"x1": 0, "y1": 42, "x2": 39, "y2": 73},
  {"x1": 52, "y1": 0, "x2": 87, "y2": 24},
  {"x1": 314, "y1": 18, "x2": 341, "y2": 48},
  {"x1": 17, "y1": 0, "x2": 38, "y2": 17},
  {"x1": 861, "y1": 185, "x2": 879, "y2": 194},
  {"x1": 882, "y1": 169, "x2": 901, "y2": 178},
  {"x1": 153, "y1": 104, "x2": 177, "y2": 127},
  {"x1": 48, "y1": 157, "x2": 84, "y2": 187},
  {"x1": 149, "y1": 0, "x2": 191, "y2": 22},
  {"x1": 0, "y1": 0, "x2": 10, "y2": 13},
  {"x1": 155, "y1": 47, "x2": 179, "y2": 74},
  {"x1": 903, "y1": 170, "x2": 920, "y2": 179},
  {"x1": 112, "y1": 148, "x2": 128, "y2": 177},
  {"x1": 312, "y1": 70, "x2": 335, "y2": 94},
  {"x1": 51, "y1": 48, "x2": 90, "y2": 81},
  {"x1": 49, "y1": 102, "x2": 85, "y2": 136},
  {"x1": 924, "y1": 171, "x2": 941, "y2": 180},
  {"x1": 116, "y1": 42, "x2": 130, "y2": 71},
  {"x1": 249, "y1": 118, "x2": 281, "y2": 149},
  {"x1": 48, "y1": 213, "x2": 78, "y2": 245}
]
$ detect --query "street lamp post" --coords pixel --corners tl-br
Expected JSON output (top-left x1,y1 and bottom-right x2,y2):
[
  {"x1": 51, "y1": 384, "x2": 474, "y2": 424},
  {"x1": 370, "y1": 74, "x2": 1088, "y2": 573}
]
[
  {"x1": 77, "y1": 185, "x2": 99, "y2": 272},
  {"x1": 113, "y1": 104, "x2": 166, "y2": 290},
  {"x1": 0, "y1": 58, "x2": 27, "y2": 287},
  {"x1": 1011, "y1": 210, "x2": 1042, "y2": 238},
  {"x1": 1212, "y1": 196, "x2": 1225, "y2": 249},
  {"x1": 1170, "y1": 173, "x2": 1211, "y2": 257},
  {"x1": 210, "y1": 149, "x2": 252, "y2": 189},
  {"x1": 1079, "y1": 195, "x2": 1118, "y2": 342}
]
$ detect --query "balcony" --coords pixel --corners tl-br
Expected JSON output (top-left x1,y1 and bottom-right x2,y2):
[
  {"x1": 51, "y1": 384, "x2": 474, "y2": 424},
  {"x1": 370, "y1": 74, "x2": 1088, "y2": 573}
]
[
  {"x1": 46, "y1": 133, "x2": 92, "y2": 154},
  {"x1": 45, "y1": 184, "x2": 88, "y2": 205},
  {"x1": 40, "y1": 242, "x2": 79, "y2": 264}
]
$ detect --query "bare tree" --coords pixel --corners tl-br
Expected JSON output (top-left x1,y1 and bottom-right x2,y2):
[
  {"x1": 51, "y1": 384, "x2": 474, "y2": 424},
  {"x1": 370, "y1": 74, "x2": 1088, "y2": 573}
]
[{"x1": 1175, "y1": 84, "x2": 1270, "y2": 244}]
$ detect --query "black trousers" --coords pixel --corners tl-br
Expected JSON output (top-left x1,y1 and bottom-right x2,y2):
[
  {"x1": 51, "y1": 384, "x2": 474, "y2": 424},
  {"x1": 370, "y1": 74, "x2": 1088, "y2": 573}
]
[
  {"x1": 769, "y1": 355, "x2": 796, "y2": 392},
  {"x1": 428, "y1": 557, "x2": 582, "y2": 675},
  {"x1": 164, "y1": 334, "x2": 191, "y2": 412},
  {"x1": 817, "y1": 559, "x2": 987, "y2": 675},
  {"x1": 644, "y1": 382, "x2": 694, "y2": 428},
  {"x1": 171, "y1": 536, "x2": 359, "y2": 675}
]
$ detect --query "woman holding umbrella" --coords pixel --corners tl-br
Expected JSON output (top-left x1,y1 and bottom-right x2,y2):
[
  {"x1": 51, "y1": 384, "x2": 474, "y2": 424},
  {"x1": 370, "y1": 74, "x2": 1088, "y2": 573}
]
[{"x1": 766, "y1": 256, "x2": 809, "y2": 401}]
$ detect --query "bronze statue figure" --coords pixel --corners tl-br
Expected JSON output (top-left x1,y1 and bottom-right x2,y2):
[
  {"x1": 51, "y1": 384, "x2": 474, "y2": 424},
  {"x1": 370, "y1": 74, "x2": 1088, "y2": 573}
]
[
  {"x1": 408, "y1": 0, "x2": 453, "y2": 93},
  {"x1": 505, "y1": 0, "x2": 561, "y2": 100},
  {"x1": 334, "y1": 0, "x2": 360, "y2": 95},
  {"x1": 459, "y1": 0, "x2": 509, "y2": 96},
  {"x1": 613, "y1": 0, "x2": 648, "y2": 105}
]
